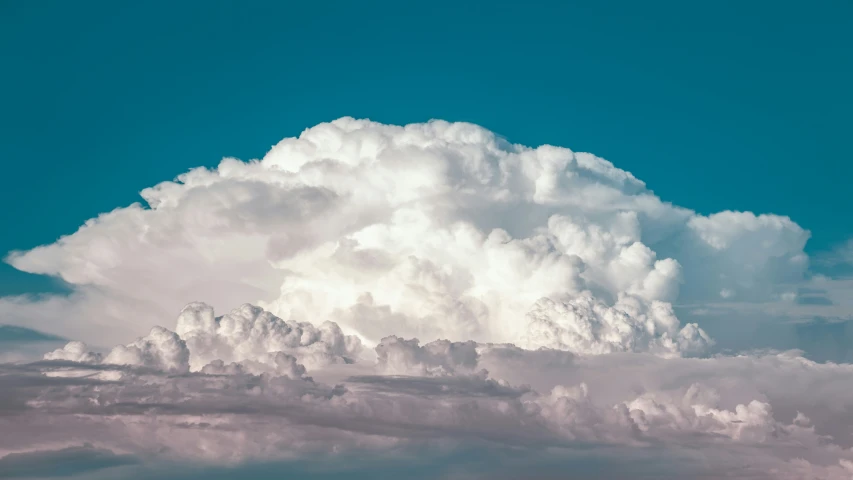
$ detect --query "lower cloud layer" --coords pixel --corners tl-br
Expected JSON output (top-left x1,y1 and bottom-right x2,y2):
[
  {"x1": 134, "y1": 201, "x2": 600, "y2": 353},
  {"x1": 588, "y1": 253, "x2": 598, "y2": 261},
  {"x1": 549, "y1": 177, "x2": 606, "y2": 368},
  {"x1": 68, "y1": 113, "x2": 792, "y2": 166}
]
[{"x1": 2, "y1": 303, "x2": 853, "y2": 479}]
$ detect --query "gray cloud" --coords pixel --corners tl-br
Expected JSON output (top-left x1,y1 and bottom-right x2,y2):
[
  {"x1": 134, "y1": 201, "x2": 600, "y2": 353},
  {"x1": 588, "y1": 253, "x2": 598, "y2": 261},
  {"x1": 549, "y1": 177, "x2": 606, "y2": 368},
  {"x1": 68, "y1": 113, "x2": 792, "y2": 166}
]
[{"x1": 0, "y1": 310, "x2": 851, "y2": 479}]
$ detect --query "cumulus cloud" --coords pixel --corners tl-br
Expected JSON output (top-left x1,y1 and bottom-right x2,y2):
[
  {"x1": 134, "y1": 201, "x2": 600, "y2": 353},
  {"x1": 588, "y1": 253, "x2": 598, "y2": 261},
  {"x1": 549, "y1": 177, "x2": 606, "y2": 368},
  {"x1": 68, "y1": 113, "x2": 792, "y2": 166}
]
[
  {"x1": 1, "y1": 117, "x2": 811, "y2": 353},
  {"x1": 40, "y1": 303, "x2": 362, "y2": 378},
  {"x1": 1, "y1": 118, "x2": 849, "y2": 479},
  {"x1": 374, "y1": 335, "x2": 480, "y2": 376},
  {"x1": 521, "y1": 294, "x2": 711, "y2": 356},
  {"x1": 43, "y1": 341, "x2": 103, "y2": 364},
  {"x1": 175, "y1": 302, "x2": 363, "y2": 371}
]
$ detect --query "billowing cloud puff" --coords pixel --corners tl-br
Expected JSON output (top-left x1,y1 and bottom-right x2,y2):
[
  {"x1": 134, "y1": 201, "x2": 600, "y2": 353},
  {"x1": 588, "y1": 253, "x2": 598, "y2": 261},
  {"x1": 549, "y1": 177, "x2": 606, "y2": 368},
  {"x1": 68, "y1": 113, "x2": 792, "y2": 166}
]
[
  {"x1": 521, "y1": 294, "x2": 711, "y2": 356},
  {"x1": 678, "y1": 211, "x2": 810, "y2": 301},
  {"x1": 103, "y1": 326, "x2": 190, "y2": 372},
  {"x1": 175, "y1": 302, "x2": 363, "y2": 371},
  {"x1": 374, "y1": 335, "x2": 480, "y2": 375},
  {"x1": 42, "y1": 303, "x2": 361, "y2": 377},
  {"x1": 43, "y1": 341, "x2": 102, "y2": 364},
  {"x1": 44, "y1": 327, "x2": 189, "y2": 373},
  {"x1": 1, "y1": 118, "x2": 844, "y2": 479}
]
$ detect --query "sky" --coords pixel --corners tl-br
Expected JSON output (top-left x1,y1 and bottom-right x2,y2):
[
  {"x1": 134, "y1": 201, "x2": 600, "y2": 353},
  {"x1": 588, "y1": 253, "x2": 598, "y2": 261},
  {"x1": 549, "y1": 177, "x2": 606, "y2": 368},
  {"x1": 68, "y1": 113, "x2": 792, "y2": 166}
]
[
  {"x1": 2, "y1": 0, "x2": 852, "y2": 294},
  {"x1": 1, "y1": 1, "x2": 853, "y2": 479}
]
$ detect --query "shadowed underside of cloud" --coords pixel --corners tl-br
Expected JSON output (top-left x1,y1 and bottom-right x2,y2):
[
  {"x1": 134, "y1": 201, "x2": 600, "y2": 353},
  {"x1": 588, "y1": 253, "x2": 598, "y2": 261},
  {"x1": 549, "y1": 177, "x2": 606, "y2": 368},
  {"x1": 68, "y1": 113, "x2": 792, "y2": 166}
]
[
  {"x1": 1, "y1": 118, "x2": 852, "y2": 479},
  {"x1": 0, "y1": 303, "x2": 852, "y2": 479}
]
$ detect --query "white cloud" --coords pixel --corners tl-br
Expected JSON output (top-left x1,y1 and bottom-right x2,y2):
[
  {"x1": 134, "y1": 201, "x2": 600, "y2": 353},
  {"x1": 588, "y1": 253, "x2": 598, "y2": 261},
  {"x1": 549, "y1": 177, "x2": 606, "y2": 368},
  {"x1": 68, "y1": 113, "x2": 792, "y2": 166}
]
[
  {"x1": 4, "y1": 117, "x2": 809, "y2": 353},
  {"x1": 521, "y1": 294, "x2": 711, "y2": 356},
  {"x1": 175, "y1": 302, "x2": 363, "y2": 371},
  {"x1": 2, "y1": 118, "x2": 850, "y2": 479},
  {"x1": 43, "y1": 341, "x2": 102, "y2": 364},
  {"x1": 374, "y1": 335, "x2": 480, "y2": 376}
]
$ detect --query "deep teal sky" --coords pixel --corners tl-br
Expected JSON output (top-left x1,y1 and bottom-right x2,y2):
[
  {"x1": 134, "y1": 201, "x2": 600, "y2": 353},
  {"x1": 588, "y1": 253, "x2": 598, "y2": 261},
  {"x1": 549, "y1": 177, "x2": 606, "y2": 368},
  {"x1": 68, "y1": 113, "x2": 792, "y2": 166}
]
[{"x1": 1, "y1": 0, "x2": 851, "y2": 295}]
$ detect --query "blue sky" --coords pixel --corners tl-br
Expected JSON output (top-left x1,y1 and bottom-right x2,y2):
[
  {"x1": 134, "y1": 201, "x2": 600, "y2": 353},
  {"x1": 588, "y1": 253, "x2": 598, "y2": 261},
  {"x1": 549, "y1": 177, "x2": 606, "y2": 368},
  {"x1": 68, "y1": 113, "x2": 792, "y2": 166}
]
[
  {"x1": 2, "y1": 3, "x2": 853, "y2": 479},
  {"x1": 2, "y1": 0, "x2": 851, "y2": 295}
]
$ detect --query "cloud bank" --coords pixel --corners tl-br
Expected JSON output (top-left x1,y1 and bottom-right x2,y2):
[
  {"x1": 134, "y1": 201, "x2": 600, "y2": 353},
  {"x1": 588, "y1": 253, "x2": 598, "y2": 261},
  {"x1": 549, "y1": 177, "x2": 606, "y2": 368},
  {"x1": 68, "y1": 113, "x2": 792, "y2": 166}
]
[
  {"x1": 1, "y1": 118, "x2": 849, "y2": 479},
  {"x1": 4, "y1": 305, "x2": 853, "y2": 479}
]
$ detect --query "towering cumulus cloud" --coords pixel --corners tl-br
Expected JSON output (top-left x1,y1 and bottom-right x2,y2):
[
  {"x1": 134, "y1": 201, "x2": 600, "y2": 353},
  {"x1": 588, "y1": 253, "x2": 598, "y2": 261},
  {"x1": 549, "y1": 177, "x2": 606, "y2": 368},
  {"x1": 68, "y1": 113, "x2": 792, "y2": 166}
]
[
  {"x1": 1, "y1": 119, "x2": 845, "y2": 480},
  {"x1": 3, "y1": 117, "x2": 808, "y2": 348}
]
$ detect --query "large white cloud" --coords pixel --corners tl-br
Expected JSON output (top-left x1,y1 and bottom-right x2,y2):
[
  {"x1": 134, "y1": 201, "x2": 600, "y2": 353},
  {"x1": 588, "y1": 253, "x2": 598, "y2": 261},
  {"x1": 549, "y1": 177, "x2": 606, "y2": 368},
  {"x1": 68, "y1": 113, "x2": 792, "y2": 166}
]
[
  {"x1": 1, "y1": 118, "x2": 809, "y2": 353},
  {"x1": 1, "y1": 118, "x2": 846, "y2": 479}
]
